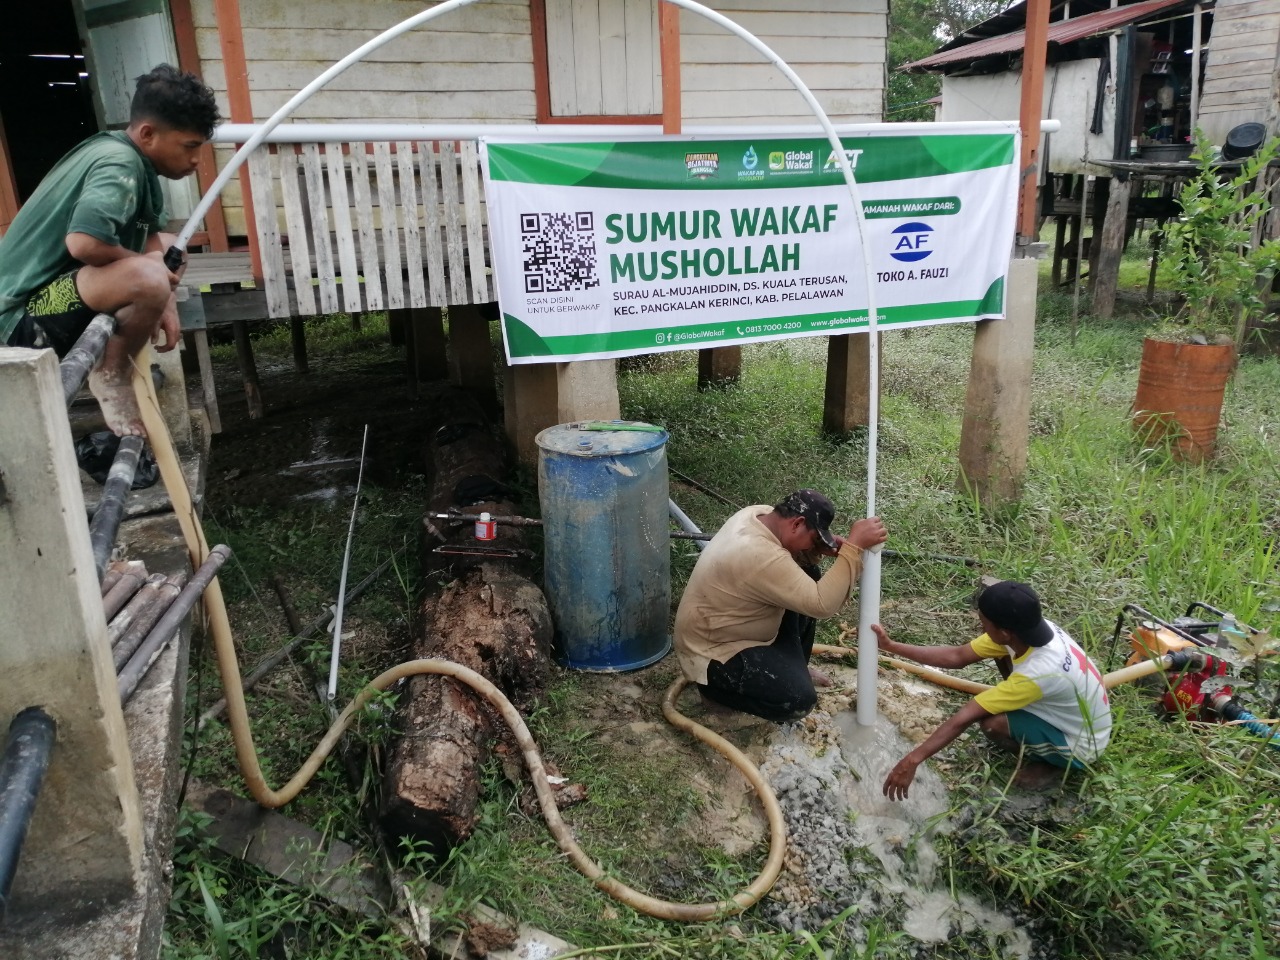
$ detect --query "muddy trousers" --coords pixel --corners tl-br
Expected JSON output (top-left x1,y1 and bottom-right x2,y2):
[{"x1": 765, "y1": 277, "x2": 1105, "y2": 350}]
[{"x1": 699, "y1": 608, "x2": 819, "y2": 722}]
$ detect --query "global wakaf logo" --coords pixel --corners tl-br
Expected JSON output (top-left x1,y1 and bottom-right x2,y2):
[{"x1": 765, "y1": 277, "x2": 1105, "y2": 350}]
[{"x1": 890, "y1": 221, "x2": 934, "y2": 262}]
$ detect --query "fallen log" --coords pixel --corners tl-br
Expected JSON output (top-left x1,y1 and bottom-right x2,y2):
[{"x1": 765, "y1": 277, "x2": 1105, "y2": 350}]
[
  {"x1": 383, "y1": 388, "x2": 555, "y2": 851},
  {"x1": 381, "y1": 562, "x2": 553, "y2": 850}
]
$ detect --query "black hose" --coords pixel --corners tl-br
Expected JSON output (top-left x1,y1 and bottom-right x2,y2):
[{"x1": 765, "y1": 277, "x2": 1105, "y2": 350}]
[
  {"x1": 118, "y1": 546, "x2": 230, "y2": 702},
  {"x1": 89, "y1": 435, "x2": 146, "y2": 579},
  {"x1": 0, "y1": 708, "x2": 57, "y2": 920},
  {"x1": 59, "y1": 314, "x2": 115, "y2": 405}
]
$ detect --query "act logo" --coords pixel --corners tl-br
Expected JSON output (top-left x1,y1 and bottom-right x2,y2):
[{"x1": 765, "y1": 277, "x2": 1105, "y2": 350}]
[
  {"x1": 889, "y1": 221, "x2": 934, "y2": 262},
  {"x1": 742, "y1": 146, "x2": 758, "y2": 170}
]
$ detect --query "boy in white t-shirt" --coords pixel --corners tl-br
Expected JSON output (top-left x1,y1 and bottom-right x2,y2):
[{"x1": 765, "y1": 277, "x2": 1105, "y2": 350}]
[{"x1": 874, "y1": 581, "x2": 1111, "y2": 800}]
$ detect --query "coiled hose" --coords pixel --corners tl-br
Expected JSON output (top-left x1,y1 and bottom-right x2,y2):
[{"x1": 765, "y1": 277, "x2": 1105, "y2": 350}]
[{"x1": 130, "y1": 353, "x2": 784, "y2": 920}]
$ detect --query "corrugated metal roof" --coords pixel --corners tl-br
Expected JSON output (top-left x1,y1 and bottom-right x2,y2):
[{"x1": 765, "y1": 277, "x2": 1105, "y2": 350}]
[{"x1": 903, "y1": 0, "x2": 1195, "y2": 71}]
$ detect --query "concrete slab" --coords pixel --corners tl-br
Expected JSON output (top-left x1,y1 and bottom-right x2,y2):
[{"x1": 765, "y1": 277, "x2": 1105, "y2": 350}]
[{"x1": 0, "y1": 403, "x2": 208, "y2": 959}]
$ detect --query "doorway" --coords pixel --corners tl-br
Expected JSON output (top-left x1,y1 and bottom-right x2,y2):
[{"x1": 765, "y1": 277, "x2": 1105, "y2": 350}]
[{"x1": 0, "y1": 1, "x2": 99, "y2": 203}]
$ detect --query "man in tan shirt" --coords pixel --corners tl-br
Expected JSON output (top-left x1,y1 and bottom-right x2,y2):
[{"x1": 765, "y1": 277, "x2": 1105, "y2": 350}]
[{"x1": 674, "y1": 490, "x2": 887, "y2": 721}]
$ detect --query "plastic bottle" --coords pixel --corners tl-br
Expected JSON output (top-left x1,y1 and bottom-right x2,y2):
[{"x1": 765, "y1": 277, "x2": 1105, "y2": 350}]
[
  {"x1": 1217, "y1": 612, "x2": 1247, "y2": 649},
  {"x1": 474, "y1": 512, "x2": 496, "y2": 540}
]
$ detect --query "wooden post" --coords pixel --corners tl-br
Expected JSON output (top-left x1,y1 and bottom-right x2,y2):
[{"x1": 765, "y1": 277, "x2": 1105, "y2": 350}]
[
  {"x1": 957, "y1": 258, "x2": 1037, "y2": 506},
  {"x1": 289, "y1": 318, "x2": 308, "y2": 375},
  {"x1": 0, "y1": 112, "x2": 20, "y2": 238},
  {"x1": 823, "y1": 333, "x2": 877, "y2": 435},
  {"x1": 697, "y1": 345, "x2": 742, "y2": 390},
  {"x1": 411, "y1": 306, "x2": 448, "y2": 383},
  {"x1": 232, "y1": 320, "x2": 264, "y2": 419},
  {"x1": 0, "y1": 348, "x2": 144, "y2": 909},
  {"x1": 212, "y1": 0, "x2": 261, "y2": 277},
  {"x1": 448, "y1": 304, "x2": 496, "y2": 414},
  {"x1": 1017, "y1": 0, "x2": 1051, "y2": 244},
  {"x1": 170, "y1": 0, "x2": 229, "y2": 251},
  {"x1": 1091, "y1": 173, "x2": 1132, "y2": 318}
]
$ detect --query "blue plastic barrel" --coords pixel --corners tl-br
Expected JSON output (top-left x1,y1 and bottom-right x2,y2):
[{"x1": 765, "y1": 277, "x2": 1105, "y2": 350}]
[{"x1": 536, "y1": 421, "x2": 672, "y2": 671}]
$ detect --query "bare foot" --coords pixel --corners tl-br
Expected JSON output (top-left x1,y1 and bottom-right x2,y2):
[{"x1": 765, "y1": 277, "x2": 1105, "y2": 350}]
[
  {"x1": 1013, "y1": 761, "x2": 1065, "y2": 791},
  {"x1": 89, "y1": 366, "x2": 146, "y2": 437},
  {"x1": 808, "y1": 666, "x2": 834, "y2": 688}
]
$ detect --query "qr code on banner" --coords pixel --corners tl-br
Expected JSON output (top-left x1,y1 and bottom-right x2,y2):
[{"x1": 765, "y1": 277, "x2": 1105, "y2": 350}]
[{"x1": 520, "y1": 211, "x2": 600, "y2": 294}]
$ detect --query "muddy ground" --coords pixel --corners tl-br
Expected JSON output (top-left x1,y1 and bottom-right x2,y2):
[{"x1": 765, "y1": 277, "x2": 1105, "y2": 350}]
[{"x1": 199, "y1": 333, "x2": 1061, "y2": 958}]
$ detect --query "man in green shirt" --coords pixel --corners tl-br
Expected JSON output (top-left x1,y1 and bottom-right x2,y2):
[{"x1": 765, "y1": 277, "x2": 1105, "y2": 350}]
[{"x1": 0, "y1": 64, "x2": 220, "y2": 435}]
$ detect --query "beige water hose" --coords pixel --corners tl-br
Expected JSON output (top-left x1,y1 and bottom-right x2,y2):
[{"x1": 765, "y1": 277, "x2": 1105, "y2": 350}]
[{"x1": 130, "y1": 351, "x2": 784, "y2": 920}]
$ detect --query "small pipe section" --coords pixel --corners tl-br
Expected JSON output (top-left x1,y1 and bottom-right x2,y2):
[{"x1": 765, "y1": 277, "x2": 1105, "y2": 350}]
[
  {"x1": 1208, "y1": 693, "x2": 1280, "y2": 748},
  {"x1": 668, "y1": 499, "x2": 708, "y2": 553},
  {"x1": 89, "y1": 435, "x2": 146, "y2": 579},
  {"x1": 99, "y1": 561, "x2": 128, "y2": 597},
  {"x1": 101, "y1": 561, "x2": 148, "y2": 621},
  {"x1": 0, "y1": 708, "x2": 57, "y2": 920},
  {"x1": 118, "y1": 546, "x2": 230, "y2": 702},
  {"x1": 59, "y1": 314, "x2": 115, "y2": 406},
  {"x1": 107, "y1": 573, "x2": 170, "y2": 647},
  {"x1": 113, "y1": 574, "x2": 186, "y2": 671}
]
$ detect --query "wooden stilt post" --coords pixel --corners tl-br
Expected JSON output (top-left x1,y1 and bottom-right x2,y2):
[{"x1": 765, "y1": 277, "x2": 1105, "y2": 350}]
[
  {"x1": 232, "y1": 320, "x2": 264, "y2": 419},
  {"x1": 290, "y1": 318, "x2": 308, "y2": 375},
  {"x1": 411, "y1": 306, "x2": 448, "y2": 383},
  {"x1": 1091, "y1": 173, "x2": 1132, "y2": 318},
  {"x1": 448, "y1": 304, "x2": 496, "y2": 414},
  {"x1": 822, "y1": 333, "x2": 877, "y2": 435}
]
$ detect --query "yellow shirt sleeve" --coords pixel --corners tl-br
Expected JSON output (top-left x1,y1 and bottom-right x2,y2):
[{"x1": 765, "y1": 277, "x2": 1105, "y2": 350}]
[
  {"x1": 974, "y1": 673, "x2": 1045, "y2": 715},
  {"x1": 970, "y1": 633, "x2": 1008, "y2": 659}
]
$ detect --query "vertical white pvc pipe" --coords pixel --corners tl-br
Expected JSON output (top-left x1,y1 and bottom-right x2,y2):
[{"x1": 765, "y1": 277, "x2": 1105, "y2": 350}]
[{"x1": 661, "y1": 0, "x2": 883, "y2": 725}]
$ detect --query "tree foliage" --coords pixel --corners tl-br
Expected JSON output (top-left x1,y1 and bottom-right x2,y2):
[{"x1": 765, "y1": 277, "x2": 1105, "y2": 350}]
[{"x1": 887, "y1": 0, "x2": 1010, "y2": 121}]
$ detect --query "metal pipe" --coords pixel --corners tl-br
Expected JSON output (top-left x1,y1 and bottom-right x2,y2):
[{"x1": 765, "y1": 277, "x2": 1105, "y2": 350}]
[
  {"x1": 0, "y1": 708, "x2": 57, "y2": 920},
  {"x1": 107, "y1": 573, "x2": 170, "y2": 647},
  {"x1": 89, "y1": 435, "x2": 145, "y2": 579},
  {"x1": 101, "y1": 561, "x2": 148, "y2": 621},
  {"x1": 118, "y1": 546, "x2": 230, "y2": 702},
  {"x1": 59, "y1": 313, "x2": 115, "y2": 406},
  {"x1": 99, "y1": 562, "x2": 126, "y2": 597},
  {"x1": 112, "y1": 574, "x2": 186, "y2": 671},
  {"x1": 209, "y1": 119, "x2": 1058, "y2": 144},
  {"x1": 668, "y1": 499, "x2": 709, "y2": 553}
]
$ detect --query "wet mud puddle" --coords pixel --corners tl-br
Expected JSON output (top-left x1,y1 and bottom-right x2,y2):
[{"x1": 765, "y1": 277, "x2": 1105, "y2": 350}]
[{"x1": 756, "y1": 706, "x2": 1032, "y2": 957}]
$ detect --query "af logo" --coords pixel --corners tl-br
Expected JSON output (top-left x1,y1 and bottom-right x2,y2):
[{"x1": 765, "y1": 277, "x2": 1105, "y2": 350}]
[
  {"x1": 890, "y1": 221, "x2": 934, "y2": 262},
  {"x1": 742, "y1": 146, "x2": 758, "y2": 170}
]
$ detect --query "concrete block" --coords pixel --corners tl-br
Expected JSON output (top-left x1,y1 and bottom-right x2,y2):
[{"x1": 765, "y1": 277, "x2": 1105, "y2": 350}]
[
  {"x1": 504, "y1": 360, "x2": 620, "y2": 466},
  {"x1": 0, "y1": 348, "x2": 144, "y2": 912},
  {"x1": 957, "y1": 258, "x2": 1037, "y2": 506}
]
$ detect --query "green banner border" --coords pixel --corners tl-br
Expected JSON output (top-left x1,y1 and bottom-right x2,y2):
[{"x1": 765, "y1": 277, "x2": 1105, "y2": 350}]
[
  {"x1": 504, "y1": 278, "x2": 1004, "y2": 359},
  {"x1": 486, "y1": 135, "x2": 1015, "y2": 191}
]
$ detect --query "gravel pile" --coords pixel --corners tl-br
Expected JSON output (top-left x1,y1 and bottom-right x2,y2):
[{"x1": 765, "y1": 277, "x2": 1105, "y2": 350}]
[{"x1": 756, "y1": 707, "x2": 1036, "y2": 958}]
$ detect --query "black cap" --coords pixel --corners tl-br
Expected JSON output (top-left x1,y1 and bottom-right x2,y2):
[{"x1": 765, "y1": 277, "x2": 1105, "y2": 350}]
[
  {"x1": 775, "y1": 489, "x2": 839, "y2": 551},
  {"x1": 978, "y1": 581, "x2": 1054, "y2": 647}
]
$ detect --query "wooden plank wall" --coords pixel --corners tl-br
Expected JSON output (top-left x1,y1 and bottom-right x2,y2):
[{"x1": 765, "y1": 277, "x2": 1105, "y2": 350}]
[
  {"x1": 1197, "y1": 0, "x2": 1280, "y2": 143},
  {"x1": 192, "y1": 0, "x2": 890, "y2": 236},
  {"x1": 680, "y1": 0, "x2": 888, "y2": 125},
  {"x1": 191, "y1": 0, "x2": 536, "y2": 235}
]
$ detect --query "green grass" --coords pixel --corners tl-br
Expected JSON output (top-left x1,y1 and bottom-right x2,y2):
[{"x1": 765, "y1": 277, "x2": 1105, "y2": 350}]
[{"x1": 168, "y1": 277, "x2": 1279, "y2": 959}]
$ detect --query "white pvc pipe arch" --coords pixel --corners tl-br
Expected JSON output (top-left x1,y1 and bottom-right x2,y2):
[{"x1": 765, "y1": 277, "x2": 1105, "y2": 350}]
[{"x1": 175, "y1": 0, "x2": 886, "y2": 725}]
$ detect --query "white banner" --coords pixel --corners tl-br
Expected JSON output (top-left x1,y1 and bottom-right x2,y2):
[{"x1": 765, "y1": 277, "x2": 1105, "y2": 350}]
[{"x1": 482, "y1": 124, "x2": 1019, "y2": 364}]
